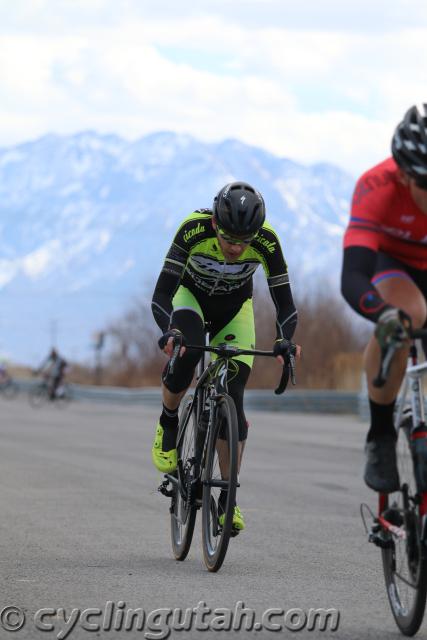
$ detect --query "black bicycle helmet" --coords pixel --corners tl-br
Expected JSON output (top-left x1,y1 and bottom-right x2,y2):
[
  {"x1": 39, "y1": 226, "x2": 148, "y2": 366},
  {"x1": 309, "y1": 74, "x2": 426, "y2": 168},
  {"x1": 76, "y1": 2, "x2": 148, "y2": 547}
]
[
  {"x1": 391, "y1": 104, "x2": 427, "y2": 182},
  {"x1": 213, "y1": 181, "x2": 266, "y2": 236}
]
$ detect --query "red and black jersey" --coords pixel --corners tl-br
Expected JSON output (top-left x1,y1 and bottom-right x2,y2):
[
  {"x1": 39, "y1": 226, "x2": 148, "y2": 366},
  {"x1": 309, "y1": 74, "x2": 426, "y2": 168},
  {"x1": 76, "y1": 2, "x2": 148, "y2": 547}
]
[
  {"x1": 344, "y1": 157, "x2": 427, "y2": 269},
  {"x1": 342, "y1": 157, "x2": 427, "y2": 322}
]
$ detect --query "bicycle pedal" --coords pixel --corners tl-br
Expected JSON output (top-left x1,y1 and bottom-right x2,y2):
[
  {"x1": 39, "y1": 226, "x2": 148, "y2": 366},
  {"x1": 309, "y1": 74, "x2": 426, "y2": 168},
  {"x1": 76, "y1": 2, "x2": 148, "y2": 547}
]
[
  {"x1": 230, "y1": 528, "x2": 240, "y2": 538},
  {"x1": 368, "y1": 528, "x2": 392, "y2": 549},
  {"x1": 158, "y1": 480, "x2": 174, "y2": 498}
]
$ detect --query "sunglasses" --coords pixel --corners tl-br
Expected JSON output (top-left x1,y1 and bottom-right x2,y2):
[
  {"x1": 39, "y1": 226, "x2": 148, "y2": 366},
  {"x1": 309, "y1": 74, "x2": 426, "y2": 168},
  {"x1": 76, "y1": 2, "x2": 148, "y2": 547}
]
[{"x1": 216, "y1": 226, "x2": 258, "y2": 246}]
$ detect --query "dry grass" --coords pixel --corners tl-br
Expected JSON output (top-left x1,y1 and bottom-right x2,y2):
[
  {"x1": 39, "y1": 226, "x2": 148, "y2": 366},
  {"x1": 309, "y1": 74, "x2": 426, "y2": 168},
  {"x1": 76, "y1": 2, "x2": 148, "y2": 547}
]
[{"x1": 78, "y1": 282, "x2": 370, "y2": 390}]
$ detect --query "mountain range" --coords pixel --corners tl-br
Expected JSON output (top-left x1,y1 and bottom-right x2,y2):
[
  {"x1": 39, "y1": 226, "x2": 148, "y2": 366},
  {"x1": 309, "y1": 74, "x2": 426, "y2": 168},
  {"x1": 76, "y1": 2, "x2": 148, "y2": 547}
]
[{"x1": 0, "y1": 131, "x2": 356, "y2": 364}]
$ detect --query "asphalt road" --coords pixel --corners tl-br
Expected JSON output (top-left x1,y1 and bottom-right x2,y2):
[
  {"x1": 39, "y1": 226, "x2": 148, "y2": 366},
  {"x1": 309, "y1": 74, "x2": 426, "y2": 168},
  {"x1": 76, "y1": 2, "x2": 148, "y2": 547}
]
[{"x1": 0, "y1": 396, "x2": 420, "y2": 639}]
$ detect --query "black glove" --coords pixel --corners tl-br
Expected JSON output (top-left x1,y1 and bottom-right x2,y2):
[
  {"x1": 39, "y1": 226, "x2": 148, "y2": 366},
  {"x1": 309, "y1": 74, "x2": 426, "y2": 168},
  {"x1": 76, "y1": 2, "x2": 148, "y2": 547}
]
[
  {"x1": 273, "y1": 338, "x2": 295, "y2": 360},
  {"x1": 375, "y1": 307, "x2": 411, "y2": 350},
  {"x1": 158, "y1": 328, "x2": 185, "y2": 351}
]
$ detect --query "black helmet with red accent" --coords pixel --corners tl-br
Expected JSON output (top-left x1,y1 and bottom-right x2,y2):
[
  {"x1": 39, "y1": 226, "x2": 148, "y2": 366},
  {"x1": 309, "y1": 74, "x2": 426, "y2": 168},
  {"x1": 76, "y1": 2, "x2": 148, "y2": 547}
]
[
  {"x1": 213, "y1": 181, "x2": 265, "y2": 237},
  {"x1": 391, "y1": 104, "x2": 427, "y2": 187}
]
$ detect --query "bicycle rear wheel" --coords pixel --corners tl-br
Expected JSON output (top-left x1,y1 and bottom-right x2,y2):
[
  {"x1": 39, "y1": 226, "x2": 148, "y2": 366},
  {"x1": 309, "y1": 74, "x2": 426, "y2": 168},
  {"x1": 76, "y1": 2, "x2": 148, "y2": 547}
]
[
  {"x1": 170, "y1": 398, "x2": 198, "y2": 561},
  {"x1": 202, "y1": 393, "x2": 238, "y2": 572},
  {"x1": 381, "y1": 421, "x2": 427, "y2": 636},
  {"x1": 54, "y1": 384, "x2": 73, "y2": 408}
]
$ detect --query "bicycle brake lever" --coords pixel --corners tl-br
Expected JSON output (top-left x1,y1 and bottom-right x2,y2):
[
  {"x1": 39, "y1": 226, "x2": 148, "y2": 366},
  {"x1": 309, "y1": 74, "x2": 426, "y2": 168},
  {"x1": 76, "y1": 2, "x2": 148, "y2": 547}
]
[
  {"x1": 274, "y1": 350, "x2": 297, "y2": 395},
  {"x1": 289, "y1": 354, "x2": 296, "y2": 386},
  {"x1": 274, "y1": 364, "x2": 290, "y2": 395},
  {"x1": 169, "y1": 341, "x2": 181, "y2": 375},
  {"x1": 373, "y1": 345, "x2": 397, "y2": 388}
]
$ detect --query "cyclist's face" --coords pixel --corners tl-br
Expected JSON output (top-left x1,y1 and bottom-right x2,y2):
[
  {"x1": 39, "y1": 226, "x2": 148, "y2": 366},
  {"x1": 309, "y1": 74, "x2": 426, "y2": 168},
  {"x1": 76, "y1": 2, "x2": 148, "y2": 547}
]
[
  {"x1": 400, "y1": 170, "x2": 427, "y2": 214},
  {"x1": 217, "y1": 235, "x2": 248, "y2": 261},
  {"x1": 212, "y1": 220, "x2": 250, "y2": 261},
  {"x1": 408, "y1": 179, "x2": 427, "y2": 215}
]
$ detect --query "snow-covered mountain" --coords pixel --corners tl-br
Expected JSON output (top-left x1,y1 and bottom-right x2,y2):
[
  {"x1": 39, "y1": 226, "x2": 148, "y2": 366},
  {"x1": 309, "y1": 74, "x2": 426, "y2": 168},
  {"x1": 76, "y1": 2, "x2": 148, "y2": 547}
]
[{"x1": 0, "y1": 131, "x2": 355, "y2": 364}]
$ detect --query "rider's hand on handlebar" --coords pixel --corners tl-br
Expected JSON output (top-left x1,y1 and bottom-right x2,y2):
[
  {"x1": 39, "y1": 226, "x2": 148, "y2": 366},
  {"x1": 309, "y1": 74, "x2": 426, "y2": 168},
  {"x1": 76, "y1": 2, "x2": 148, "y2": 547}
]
[
  {"x1": 273, "y1": 338, "x2": 301, "y2": 365},
  {"x1": 375, "y1": 307, "x2": 412, "y2": 350},
  {"x1": 158, "y1": 328, "x2": 186, "y2": 357}
]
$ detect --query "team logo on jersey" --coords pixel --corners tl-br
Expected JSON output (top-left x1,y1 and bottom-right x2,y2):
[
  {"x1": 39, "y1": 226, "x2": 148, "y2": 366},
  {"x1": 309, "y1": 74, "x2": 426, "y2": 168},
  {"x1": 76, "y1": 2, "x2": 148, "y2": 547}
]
[
  {"x1": 183, "y1": 222, "x2": 205, "y2": 243},
  {"x1": 255, "y1": 233, "x2": 276, "y2": 253},
  {"x1": 400, "y1": 215, "x2": 415, "y2": 223}
]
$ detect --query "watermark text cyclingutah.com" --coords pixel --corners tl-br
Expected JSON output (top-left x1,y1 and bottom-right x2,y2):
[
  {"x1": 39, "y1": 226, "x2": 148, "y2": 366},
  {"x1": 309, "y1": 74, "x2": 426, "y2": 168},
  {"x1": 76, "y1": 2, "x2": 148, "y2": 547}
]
[{"x1": 0, "y1": 600, "x2": 340, "y2": 638}]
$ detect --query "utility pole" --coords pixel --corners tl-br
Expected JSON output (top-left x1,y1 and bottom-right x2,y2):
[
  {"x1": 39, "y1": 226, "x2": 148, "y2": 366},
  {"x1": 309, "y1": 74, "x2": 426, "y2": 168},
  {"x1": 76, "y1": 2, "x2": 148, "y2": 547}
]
[
  {"x1": 50, "y1": 319, "x2": 58, "y2": 348},
  {"x1": 93, "y1": 331, "x2": 105, "y2": 385}
]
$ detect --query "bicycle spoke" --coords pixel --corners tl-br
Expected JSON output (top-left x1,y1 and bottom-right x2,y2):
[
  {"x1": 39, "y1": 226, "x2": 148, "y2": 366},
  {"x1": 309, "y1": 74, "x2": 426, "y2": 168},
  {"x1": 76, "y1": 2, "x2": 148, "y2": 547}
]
[{"x1": 202, "y1": 394, "x2": 238, "y2": 572}]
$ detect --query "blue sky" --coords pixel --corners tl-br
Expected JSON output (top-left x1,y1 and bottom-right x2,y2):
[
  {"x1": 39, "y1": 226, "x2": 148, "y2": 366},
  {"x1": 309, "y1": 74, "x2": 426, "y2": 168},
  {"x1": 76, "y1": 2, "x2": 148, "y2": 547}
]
[{"x1": 0, "y1": 0, "x2": 426, "y2": 175}]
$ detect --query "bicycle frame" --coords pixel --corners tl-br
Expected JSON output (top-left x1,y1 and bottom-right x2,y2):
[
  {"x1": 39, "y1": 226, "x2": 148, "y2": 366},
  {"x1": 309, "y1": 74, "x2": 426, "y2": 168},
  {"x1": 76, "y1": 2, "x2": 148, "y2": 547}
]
[{"x1": 165, "y1": 332, "x2": 235, "y2": 504}]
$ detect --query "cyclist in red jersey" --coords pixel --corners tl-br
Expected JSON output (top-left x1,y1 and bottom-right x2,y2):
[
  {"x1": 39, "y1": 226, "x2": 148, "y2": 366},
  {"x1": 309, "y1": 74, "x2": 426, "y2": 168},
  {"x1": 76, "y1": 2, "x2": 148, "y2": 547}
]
[{"x1": 341, "y1": 104, "x2": 427, "y2": 493}]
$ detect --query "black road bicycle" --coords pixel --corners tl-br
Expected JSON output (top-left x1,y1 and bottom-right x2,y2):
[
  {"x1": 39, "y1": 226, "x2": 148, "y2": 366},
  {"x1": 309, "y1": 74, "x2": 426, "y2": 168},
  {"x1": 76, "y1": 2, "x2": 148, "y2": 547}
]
[
  {"x1": 158, "y1": 333, "x2": 296, "y2": 572},
  {"x1": 29, "y1": 378, "x2": 73, "y2": 408},
  {"x1": 0, "y1": 377, "x2": 19, "y2": 399},
  {"x1": 362, "y1": 328, "x2": 427, "y2": 636}
]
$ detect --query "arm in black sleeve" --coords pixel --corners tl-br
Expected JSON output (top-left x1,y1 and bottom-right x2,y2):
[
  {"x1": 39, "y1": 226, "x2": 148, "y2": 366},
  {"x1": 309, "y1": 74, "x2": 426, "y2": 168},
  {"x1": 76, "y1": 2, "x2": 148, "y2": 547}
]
[
  {"x1": 268, "y1": 276, "x2": 298, "y2": 340},
  {"x1": 151, "y1": 243, "x2": 188, "y2": 332},
  {"x1": 341, "y1": 246, "x2": 389, "y2": 323},
  {"x1": 254, "y1": 225, "x2": 298, "y2": 339}
]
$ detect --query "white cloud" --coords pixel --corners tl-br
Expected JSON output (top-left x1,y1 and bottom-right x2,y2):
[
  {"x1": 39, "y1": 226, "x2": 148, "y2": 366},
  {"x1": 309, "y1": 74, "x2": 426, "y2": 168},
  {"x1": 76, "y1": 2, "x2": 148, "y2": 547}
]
[
  {"x1": 0, "y1": 259, "x2": 18, "y2": 287},
  {"x1": 21, "y1": 240, "x2": 60, "y2": 279},
  {"x1": 0, "y1": 3, "x2": 426, "y2": 174}
]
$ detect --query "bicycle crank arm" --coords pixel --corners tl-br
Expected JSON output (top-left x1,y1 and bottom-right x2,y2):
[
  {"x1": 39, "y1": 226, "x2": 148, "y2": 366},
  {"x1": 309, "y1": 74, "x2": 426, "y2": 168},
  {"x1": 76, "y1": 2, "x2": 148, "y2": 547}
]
[
  {"x1": 368, "y1": 523, "x2": 393, "y2": 549},
  {"x1": 377, "y1": 514, "x2": 407, "y2": 540}
]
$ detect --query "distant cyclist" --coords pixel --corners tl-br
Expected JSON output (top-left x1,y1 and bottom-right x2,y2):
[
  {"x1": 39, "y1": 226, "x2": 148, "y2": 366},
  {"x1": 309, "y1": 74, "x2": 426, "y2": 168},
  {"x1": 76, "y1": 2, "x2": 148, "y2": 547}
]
[
  {"x1": 151, "y1": 181, "x2": 301, "y2": 532},
  {"x1": 341, "y1": 104, "x2": 427, "y2": 493},
  {"x1": 36, "y1": 348, "x2": 68, "y2": 400},
  {"x1": 0, "y1": 361, "x2": 10, "y2": 385}
]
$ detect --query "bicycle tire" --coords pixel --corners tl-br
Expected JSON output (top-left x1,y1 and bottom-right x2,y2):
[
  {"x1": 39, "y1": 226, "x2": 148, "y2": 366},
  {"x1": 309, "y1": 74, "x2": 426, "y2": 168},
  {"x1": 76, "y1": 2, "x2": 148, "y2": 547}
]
[
  {"x1": 202, "y1": 393, "x2": 238, "y2": 572},
  {"x1": 170, "y1": 398, "x2": 198, "y2": 561},
  {"x1": 0, "y1": 380, "x2": 19, "y2": 399},
  {"x1": 381, "y1": 421, "x2": 427, "y2": 636},
  {"x1": 28, "y1": 384, "x2": 48, "y2": 408},
  {"x1": 54, "y1": 384, "x2": 73, "y2": 408}
]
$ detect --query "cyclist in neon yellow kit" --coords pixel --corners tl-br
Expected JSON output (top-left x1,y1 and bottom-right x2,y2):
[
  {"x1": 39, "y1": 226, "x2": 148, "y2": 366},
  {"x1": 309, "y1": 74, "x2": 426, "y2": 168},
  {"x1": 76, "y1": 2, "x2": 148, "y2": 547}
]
[{"x1": 151, "y1": 182, "x2": 300, "y2": 531}]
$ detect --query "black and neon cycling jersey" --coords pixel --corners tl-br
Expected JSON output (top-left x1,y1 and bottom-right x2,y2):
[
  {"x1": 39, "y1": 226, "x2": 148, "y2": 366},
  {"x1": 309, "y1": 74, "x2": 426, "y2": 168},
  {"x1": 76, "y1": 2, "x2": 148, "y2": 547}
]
[{"x1": 152, "y1": 209, "x2": 297, "y2": 340}]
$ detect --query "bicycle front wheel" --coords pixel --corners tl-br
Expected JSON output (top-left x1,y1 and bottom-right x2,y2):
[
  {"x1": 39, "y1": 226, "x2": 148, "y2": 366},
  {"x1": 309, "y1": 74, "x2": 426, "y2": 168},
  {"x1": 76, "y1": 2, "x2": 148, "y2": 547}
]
[
  {"x1": 1, "y1": 380, "x2": 19, "y2": 399},
  {"x1": 170, "y1": 398, "x2": 198, "y2": 561},
  {"x1": 381, "y1": 421, "x2": 427, "y2": 636},
  {"x1": 202, "y1": 393, "x2": 238, "y2": 572}
]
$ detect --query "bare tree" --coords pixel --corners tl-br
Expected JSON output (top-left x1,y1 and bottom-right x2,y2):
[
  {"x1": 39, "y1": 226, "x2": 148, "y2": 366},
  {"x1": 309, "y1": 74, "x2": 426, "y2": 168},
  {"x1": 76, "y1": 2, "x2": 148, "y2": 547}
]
[{"x1": 92, "y1": 279, "x2": 369, "y2": 390}]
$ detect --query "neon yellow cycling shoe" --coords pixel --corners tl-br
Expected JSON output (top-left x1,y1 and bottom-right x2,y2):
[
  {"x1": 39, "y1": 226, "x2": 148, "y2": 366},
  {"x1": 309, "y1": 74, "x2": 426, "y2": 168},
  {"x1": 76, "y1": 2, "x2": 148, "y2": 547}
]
[
  {"x1": 218, "y1": 505, "x2": 245, "y2": 531},
  {"x1": 151, "y1": 423, "x2": 177, "y2": 473}
]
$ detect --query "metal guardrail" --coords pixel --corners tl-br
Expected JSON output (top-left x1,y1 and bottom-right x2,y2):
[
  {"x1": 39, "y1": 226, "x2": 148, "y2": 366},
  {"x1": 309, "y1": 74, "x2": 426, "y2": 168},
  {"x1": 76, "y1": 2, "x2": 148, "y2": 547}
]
[{"x1": 11, "y1": 378, "x2": 362, "y2": 414}]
